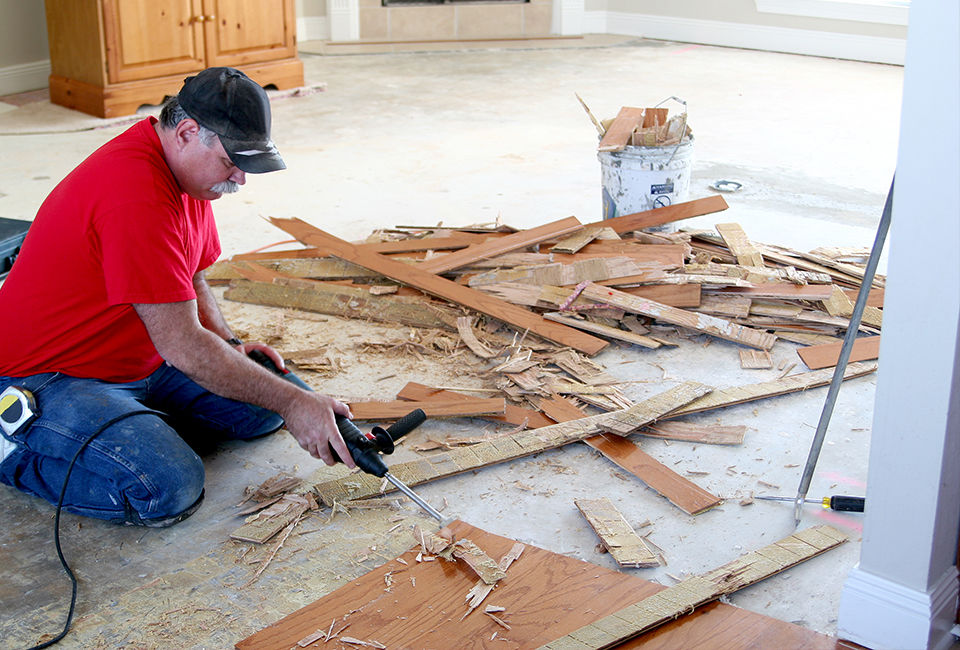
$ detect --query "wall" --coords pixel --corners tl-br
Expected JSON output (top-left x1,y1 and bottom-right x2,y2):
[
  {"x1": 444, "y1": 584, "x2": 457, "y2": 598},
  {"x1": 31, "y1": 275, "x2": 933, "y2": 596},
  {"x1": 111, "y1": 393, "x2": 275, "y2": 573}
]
[
  {"x1": 2, "y1": 0, "x2": 908, "y2": 95},
  {"x1": 587, "y1": 0, "x2": 908, "y2": 64},
  {"x1": 0, "y1": 0, "x2": 49, "y2": 95}
]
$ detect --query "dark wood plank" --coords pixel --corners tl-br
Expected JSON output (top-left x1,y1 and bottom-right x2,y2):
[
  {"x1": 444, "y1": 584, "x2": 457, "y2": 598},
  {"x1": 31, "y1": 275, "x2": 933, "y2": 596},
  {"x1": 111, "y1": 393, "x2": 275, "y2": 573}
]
[
  {"x1": 797, "y1": 336, "x2": 881, "y2": 370},
  {"x1": 584, "y1": 195, "x2": 729, "y2": 234},
  {"x1": 235, "y1": 521, "x2": 837, "y2": 650}
]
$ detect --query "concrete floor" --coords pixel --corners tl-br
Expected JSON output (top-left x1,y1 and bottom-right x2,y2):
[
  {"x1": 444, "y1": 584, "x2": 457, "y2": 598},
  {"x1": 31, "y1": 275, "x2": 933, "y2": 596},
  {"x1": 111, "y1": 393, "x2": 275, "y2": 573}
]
[{"x1": 0, "y1": 35, "x2": 903, "y2": 647}]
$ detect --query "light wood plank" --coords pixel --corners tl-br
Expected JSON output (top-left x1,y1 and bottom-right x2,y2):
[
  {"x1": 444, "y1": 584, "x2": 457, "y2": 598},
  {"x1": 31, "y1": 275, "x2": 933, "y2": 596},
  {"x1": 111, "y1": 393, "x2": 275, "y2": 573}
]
[
  {"x1": 269, "y1": 218, "x2": 608, "y2": 356},
  {"x1": 575, "y1": 497, "x2": 659, "y2": 568},
  {"x1": 715, "y1": 222, "x2": 765, "y2": 267},
  {"x1": 312, "y1": 383, "x2": 711, "y2": 506},
  {"x1": 739, "y1": 349, "x2": 774, "y2": 369},
  {"x1": 550, "y1": 226, "x2": 604, "y2": 254},
  {"x1": 580, "y1": 283, "x2": 777, "y2": 350},
  {"x1": 223, "y1": 278, "x2": 461, "y2": 331},
  {"x1": 542, "y1": 312, "x2": 662, "y2": 349}
]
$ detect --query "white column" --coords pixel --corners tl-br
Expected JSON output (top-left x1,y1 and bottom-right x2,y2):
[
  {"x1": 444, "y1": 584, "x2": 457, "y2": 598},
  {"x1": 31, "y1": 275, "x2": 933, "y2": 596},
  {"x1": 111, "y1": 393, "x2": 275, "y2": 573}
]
[
  {"x1": 837, "y1": 4, "x2": 960, "y2": 650},
  {"x1": 329, "y1": 0, "x2": 360, "y2": 42},
  {"x1": 553, "y1": 0, "x2": 585, "y2": 36}
]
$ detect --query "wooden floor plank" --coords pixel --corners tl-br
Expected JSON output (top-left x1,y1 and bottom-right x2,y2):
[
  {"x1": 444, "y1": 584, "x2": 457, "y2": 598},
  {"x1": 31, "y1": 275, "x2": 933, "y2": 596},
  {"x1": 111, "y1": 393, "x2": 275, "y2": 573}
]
[
  {"x1": 235, "y1": 521, "x2": 837, "y2": 650},
  {"x1": 797, "y1": 336, "x2": 881, "y2": 370},
  {"x1": 396, "y1": 382, "x2": 556, "y2": 429},
  {"x1": 584, "y1": 195, "x2": 729, "y2": 234},
  {"x1": 580, "y1": 283, "x2": 777, "y2": 350},
  {"x1": 586, "y1": 434, "x2": 722, "y2": 515},
  {"x1": 417, "y1": 216, "x2": 584, "y2": 275},
  {"x1": 539, "y1": 525, "x2": 847, "y2": 649},
  {"x1": 347, "y1": 398, "x2": 506, "y2": 420},
  {"x1": 312, "y1": 383, "x2": 710, "y2": 506},
  {"x1": 538, "y1": 394, "x2": 721, "y2": 515},
  {"x1": 575, "y1": 497, "x2": 659, "y2": 568},
  {"x1": 268, "y1": 218, "x2": 608, "y2": 356},
  {"x1": 598, "y1": 106, "x2": 645, "y2": 152}
]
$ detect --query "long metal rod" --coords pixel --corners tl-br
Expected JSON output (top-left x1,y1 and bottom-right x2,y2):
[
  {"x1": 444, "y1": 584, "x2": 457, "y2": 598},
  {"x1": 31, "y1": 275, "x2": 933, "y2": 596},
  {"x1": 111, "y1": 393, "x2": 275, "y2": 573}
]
[
  {"x1": 384, "y1": 472, "x2": 445, "y2": 522},
  {"x1": 793, "y1": 177, "x2": 894, "y2": 526}
]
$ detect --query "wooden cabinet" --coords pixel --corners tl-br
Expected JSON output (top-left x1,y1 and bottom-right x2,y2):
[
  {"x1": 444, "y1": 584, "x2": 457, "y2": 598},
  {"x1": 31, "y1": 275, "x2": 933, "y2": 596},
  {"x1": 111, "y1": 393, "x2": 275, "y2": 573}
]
[{"x1": 45, "y1": 0, "x2": 303, "y2": 118}]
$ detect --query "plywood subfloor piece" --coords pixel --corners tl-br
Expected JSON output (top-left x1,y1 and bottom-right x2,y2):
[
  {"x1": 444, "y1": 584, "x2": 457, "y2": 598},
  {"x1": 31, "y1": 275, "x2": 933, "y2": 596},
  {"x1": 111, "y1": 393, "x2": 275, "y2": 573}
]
[
  {"x1": 797, "y1": 336, "x2": 881, "y2": 370},
  {"x1": 539, "y1": 525, "x2": 848, "y2": 649},
  {"x1": 575, "y1": 497, "x2": 659, "y2": 568},
  {"x1": 580, "y1": 283, "x2": 777, "y2": 351},
  {"x1": 313, "y1": 383, "x2": 710, "y2": 506},
  {"x1": 235, "y1": 521, "x2": 837, "y2": 650},
  {"x1": 585, "y1": 195, "x2": 729, "y2": 234},
  {"x1": 269, "y1": 218, "x2": 607, "y2": 356},
  {"x1": 417, "y1": 216, "x2": 583, "y2": 275},
  {"x1": 347, "y1": 398, "x2": 506, "y2": 420}
]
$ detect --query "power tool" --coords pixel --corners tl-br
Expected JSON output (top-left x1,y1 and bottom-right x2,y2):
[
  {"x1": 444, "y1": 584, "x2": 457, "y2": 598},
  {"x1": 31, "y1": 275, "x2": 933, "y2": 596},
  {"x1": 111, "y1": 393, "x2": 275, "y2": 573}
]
[{"x1": 246, "y1": 349, "x2": 449, "y2": 524}]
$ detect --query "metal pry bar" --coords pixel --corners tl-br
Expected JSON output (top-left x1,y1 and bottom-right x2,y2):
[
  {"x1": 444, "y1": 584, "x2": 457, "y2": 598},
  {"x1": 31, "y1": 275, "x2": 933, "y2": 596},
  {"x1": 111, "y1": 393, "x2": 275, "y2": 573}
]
[{"x1": 793, "y1": 176, "x2": 894, "y2": 526}]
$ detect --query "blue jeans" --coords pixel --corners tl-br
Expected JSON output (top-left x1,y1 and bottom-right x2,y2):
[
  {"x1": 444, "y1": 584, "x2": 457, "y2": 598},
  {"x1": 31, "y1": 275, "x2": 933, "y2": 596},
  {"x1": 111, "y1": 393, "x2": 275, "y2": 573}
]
[{"x1": 0, "y1": 364, "x2": 283, "y2": 524}]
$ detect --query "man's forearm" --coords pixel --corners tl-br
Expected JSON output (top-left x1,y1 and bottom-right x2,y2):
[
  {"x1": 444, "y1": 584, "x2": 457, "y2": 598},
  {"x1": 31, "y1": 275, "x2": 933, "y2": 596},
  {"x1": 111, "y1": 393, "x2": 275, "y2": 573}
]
[{"x1": 193, "y1": 270, "x2": 235, "y2": 341}]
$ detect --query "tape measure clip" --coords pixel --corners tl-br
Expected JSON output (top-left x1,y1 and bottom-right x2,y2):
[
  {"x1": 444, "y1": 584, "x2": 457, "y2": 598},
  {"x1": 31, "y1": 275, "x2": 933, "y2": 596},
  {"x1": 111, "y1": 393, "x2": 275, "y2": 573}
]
[{"x1": 0, "y1": 385, "x2": 38, "y2": 438}]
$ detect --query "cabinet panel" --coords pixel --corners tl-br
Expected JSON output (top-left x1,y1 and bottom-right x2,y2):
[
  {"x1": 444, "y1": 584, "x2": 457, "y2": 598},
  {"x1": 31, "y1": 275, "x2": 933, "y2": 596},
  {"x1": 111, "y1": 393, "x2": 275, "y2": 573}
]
[
  {"x1": 103, "y1": 0, "x2": 206, "y2": 84},
  {"x1": 203, "y1": 0, "x2": 297, "y2": 68}
]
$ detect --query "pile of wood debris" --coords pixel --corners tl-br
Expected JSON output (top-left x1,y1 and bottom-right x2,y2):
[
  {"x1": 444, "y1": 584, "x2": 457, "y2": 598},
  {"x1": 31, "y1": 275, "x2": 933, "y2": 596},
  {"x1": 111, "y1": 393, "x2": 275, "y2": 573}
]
[
  {"x1": 215, "y1": 196, "x2": 881, "y2": 565},
  {"x1": 209, "y1": 195, "x2": 882, "y2": 378}
]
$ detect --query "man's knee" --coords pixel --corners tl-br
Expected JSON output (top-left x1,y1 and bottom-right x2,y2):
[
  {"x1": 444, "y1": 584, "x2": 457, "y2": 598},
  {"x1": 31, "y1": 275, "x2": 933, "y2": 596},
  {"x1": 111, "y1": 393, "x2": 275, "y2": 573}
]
[{"x1": 122, "y1": 440, "x2": 206, "y2": 526}]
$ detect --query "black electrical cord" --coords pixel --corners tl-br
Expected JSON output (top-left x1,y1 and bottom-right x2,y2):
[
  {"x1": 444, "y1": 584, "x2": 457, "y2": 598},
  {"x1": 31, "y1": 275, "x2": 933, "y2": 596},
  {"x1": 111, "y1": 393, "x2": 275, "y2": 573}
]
[{"x1": 26, "y1": 408, "x2": 155, "y2": 650}]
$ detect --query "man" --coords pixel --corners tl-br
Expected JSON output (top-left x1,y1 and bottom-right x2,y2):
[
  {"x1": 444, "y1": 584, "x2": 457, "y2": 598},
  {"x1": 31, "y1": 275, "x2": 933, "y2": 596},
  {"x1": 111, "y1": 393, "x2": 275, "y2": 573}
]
[{"x1": 0, "y1": 67, "x2": 355, "y2": 527}]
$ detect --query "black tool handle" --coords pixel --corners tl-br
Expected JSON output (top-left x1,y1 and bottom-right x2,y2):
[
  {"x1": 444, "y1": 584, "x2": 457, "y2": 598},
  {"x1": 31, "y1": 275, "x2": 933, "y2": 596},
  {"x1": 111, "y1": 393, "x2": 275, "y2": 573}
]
[
  {"x1": 385, "y1": 408, "x2": 427, "y2": 441},
  {"x1": 333, "y1": 414, "x2": 389, "y2": 477},
  {"x1": 828, "y1": 496, "x2": 865, "y2": 512}
]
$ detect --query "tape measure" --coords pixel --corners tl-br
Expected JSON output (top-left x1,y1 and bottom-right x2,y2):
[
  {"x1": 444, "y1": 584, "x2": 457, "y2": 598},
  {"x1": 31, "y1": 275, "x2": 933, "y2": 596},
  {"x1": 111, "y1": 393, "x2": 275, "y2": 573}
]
[{"x1": 0, "y1": 385, "x2": 37, "y2": 437}]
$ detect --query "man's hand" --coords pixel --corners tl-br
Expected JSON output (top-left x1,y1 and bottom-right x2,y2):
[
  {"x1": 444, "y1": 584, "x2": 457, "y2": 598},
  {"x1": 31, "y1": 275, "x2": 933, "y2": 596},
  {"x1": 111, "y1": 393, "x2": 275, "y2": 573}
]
[
  {"x1": 280, "y1": 392, "x2": 356, "y2": 467},
  {"x1": 232, "y1": 339, "x2": 286, "y2": 371}
]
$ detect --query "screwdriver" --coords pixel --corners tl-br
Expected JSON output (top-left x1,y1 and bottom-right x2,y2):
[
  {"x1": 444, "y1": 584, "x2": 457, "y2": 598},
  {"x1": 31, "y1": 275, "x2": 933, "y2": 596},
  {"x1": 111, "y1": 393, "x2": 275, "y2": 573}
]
[
  {"x1": 754, "y1": 495, "x2": 865, "y2": 512},
  {"x1": 246, "y1": 349, "x2": 450, "y2": 524}
]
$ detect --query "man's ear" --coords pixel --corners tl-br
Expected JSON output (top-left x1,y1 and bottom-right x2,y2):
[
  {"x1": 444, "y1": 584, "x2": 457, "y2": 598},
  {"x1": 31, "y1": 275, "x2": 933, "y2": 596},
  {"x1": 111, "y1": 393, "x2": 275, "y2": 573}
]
[{"x1": 173, "y1": 118, "x2": 201, "y2": 152}]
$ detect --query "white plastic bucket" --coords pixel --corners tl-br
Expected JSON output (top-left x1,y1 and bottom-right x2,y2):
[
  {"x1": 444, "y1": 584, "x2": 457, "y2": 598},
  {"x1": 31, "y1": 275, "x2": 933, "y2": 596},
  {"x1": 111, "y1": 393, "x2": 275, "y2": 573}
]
[{"x1": 598, "y1": 136, "x2": 694, "y2": 229}]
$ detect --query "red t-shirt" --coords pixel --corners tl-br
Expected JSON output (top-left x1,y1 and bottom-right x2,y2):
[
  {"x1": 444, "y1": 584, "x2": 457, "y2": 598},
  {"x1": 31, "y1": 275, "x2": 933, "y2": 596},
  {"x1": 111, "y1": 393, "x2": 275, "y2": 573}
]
[{"x1": 0, "y1": 118, "x2": 221, "y2": 381}]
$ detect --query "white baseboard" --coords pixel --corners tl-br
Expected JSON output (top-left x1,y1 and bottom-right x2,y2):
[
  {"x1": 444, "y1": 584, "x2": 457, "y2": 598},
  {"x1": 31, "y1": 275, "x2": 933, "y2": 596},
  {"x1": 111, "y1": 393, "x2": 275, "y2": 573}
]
[
  {"x1": 587, "y1": 11, "x2": 906, "y2": 65},
  {"x1": 838, "y1": 564, "x2": 959, "y2": 650},
  {"x1": 0, "y1": 59, "x2": 50, "y2": 96},
  {"x1": 297, "y1": 15, "x2": 329, "y2": 43}
]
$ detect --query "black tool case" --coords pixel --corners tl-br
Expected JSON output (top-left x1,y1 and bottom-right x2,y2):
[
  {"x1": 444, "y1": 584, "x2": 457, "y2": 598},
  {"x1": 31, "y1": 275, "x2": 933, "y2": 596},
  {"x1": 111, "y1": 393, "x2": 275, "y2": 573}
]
[{"x1": 0, "y1": 217, "x2": 31, "y2": 279}]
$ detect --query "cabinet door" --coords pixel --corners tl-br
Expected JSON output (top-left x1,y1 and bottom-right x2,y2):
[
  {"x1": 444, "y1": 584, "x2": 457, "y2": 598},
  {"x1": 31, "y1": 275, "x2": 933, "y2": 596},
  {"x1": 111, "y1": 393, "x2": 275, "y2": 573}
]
[
  {"x1": 202, "y1": 0, "x2": 297, "y2": 68},
  {"x1": 102, "y1": 0, "x2": 207, "y2": 84}
]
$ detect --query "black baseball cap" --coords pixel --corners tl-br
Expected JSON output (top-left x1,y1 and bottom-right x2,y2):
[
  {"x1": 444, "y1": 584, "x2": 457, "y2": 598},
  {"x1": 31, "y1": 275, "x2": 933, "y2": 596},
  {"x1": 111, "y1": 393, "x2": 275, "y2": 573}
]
[{"x1": 178, "y1": 67, "x2": 286, "y2": 174}]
